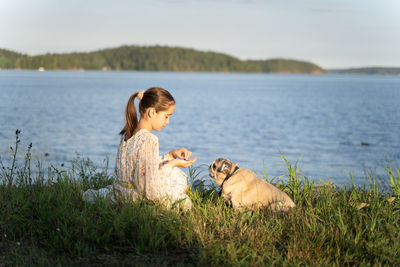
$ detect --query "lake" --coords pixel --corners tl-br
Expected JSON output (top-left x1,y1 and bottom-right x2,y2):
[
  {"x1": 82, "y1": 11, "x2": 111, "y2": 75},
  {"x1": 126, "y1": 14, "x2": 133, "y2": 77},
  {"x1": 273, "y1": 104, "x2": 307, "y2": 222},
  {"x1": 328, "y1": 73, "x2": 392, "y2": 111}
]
[{"x1": 1, "y1": 70, "x2": 399, "y2": 187}]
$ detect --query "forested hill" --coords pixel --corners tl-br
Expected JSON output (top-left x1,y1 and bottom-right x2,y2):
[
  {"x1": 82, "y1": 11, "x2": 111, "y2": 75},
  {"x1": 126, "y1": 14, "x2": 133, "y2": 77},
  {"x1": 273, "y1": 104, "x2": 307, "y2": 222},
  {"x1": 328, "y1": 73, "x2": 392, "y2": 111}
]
[
  {"x1": 0, "y1": 45, "x2": 326, "y2": 74},
  {"x1": 0, "y1": 49, "x2": 22, "y2": 69}
]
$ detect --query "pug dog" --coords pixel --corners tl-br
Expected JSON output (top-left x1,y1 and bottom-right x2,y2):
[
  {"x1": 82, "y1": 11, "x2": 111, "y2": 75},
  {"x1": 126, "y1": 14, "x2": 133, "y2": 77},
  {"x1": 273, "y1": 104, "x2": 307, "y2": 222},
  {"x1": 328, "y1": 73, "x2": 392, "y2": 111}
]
[{"x1": 209, "y1": 158, "x2": 295, "y2": 211}]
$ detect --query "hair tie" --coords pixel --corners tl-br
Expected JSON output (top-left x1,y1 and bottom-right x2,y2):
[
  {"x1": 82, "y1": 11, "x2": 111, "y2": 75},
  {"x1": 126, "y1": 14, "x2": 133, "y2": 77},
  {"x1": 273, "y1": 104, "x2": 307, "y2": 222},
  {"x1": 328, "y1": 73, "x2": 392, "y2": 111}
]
[{"x1": 136, "y1": 90, "x2": 145, "y2": 100}]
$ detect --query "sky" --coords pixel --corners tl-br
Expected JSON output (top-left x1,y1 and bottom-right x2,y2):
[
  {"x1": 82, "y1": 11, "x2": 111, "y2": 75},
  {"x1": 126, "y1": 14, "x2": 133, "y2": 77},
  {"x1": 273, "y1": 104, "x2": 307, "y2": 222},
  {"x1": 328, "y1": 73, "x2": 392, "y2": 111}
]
[{"x1": 1, "y1": 0, "x2": 399, "y2": 69}]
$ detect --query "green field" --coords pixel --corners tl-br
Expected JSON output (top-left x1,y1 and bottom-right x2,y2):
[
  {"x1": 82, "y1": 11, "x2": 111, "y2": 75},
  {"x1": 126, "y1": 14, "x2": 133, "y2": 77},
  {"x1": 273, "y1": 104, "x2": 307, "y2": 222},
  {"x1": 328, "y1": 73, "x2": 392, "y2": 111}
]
[{"x1": 1, "y1": 131, "x2": 399, "y2": 265}]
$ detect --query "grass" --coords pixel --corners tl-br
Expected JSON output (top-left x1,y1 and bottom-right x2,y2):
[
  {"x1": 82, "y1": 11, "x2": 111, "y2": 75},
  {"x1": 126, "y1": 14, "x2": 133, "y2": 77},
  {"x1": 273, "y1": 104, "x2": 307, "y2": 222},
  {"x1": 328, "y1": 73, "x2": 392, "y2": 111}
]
[{"x1": 1, "y1": 131, "x2": 400, "y2": 266}]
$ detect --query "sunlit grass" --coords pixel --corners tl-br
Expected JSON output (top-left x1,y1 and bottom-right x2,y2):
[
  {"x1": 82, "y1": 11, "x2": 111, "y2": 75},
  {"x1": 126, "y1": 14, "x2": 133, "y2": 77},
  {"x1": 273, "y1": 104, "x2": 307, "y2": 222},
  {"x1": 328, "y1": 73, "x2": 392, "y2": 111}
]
[{"x1": 1, "y1": 130, "x2": 399, "y2": 265}]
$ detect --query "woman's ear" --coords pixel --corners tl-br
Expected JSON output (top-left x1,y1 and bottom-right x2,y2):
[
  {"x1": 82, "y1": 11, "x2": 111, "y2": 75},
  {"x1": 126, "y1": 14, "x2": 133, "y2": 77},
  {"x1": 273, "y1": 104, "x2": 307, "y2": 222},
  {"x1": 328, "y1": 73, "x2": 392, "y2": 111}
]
[{"x1": 148, "y1": 108, "x2": 156, "y2": 118}]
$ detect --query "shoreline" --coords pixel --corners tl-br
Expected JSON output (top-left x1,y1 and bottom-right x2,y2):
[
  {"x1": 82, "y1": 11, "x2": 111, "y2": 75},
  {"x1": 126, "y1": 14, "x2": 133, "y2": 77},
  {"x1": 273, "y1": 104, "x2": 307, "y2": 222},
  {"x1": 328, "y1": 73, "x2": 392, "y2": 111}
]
[
  {"x1": 2, "y1": 68, "x2": 400, "y2": 77},
  {"x1": 3, "y1": 68, "x2": 400, "y2": 77}
]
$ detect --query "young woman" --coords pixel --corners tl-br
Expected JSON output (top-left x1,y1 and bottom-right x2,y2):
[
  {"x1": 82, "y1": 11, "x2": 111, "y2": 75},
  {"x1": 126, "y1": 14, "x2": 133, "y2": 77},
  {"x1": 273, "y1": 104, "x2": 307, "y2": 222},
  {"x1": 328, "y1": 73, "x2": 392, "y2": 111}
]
[{"x1": 84, "y1": 87, "x2": 196, "y2": 210}]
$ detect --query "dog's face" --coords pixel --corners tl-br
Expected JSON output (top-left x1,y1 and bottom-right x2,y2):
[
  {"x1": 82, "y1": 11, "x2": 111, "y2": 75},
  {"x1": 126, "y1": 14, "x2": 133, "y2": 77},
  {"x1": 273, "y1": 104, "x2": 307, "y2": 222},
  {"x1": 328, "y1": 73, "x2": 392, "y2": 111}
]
[{"x1": 209, "y1": 158, "x2": 238, "y2": 187}]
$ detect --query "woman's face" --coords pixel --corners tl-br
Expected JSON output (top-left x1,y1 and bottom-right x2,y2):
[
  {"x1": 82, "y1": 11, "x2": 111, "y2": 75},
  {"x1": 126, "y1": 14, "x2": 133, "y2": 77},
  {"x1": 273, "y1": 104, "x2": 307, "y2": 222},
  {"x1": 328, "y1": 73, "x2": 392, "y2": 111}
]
[{"x1": 152, "y1": 104, "x2": 175, "y2": 131}]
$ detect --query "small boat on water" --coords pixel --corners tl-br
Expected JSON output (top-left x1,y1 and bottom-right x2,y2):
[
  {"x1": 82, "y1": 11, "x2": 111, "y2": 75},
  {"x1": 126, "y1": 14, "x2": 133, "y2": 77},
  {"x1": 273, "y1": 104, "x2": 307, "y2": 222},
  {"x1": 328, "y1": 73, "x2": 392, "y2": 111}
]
[{"x1": 38, "y1": 67, "x2": 45, "y2": 72}]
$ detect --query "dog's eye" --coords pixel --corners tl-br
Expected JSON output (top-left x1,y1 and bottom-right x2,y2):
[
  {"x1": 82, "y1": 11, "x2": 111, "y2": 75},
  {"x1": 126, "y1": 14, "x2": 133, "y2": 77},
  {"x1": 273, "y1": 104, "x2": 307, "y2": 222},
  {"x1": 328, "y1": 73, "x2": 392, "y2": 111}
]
[{"x1": 212, "y1": 163, "x2": 216, "y2": 169}]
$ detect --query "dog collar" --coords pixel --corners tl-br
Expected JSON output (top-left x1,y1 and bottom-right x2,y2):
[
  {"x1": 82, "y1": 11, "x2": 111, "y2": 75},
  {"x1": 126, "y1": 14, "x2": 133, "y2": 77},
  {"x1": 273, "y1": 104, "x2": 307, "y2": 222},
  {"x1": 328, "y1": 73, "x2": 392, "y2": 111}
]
[{"x1": 219, "y1": 166, "x2": 239, "y2": 196}]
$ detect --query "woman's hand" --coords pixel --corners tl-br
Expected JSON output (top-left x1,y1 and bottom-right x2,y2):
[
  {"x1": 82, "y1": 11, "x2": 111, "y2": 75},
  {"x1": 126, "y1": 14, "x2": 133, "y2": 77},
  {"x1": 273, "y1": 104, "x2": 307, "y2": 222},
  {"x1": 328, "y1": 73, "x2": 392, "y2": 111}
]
[
  {"x1": 168, "y1": 158, "x2": 197, "y2": 168},
  {"x1": 169, "y1": 148, "x2": 192, "y2": 160}
]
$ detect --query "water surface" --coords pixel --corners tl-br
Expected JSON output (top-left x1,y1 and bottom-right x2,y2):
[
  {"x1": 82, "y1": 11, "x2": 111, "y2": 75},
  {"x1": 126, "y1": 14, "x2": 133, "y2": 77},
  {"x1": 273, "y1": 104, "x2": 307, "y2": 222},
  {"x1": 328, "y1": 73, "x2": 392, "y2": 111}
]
[{"x1": 1, "y1": 70, "x2": 399, "y2": 186}]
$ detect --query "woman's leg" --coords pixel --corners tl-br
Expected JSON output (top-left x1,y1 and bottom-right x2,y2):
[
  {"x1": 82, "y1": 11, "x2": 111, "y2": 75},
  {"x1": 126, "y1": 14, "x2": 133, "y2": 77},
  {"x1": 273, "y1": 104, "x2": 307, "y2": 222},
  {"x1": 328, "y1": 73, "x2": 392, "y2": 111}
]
[{"x1": 167, "y1": 168, "x2": 192, "y2": 210}]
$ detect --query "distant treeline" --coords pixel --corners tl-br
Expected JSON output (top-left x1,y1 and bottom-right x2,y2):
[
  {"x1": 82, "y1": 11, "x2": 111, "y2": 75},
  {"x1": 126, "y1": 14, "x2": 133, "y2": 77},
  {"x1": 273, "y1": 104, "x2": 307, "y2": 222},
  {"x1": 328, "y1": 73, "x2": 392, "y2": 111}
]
[
  {"x1": 329, "y1": 67, "x2": 400, "y2": 76},
  {"x1": 0, "y1": 45, "x2": 326, "y2": 74}
]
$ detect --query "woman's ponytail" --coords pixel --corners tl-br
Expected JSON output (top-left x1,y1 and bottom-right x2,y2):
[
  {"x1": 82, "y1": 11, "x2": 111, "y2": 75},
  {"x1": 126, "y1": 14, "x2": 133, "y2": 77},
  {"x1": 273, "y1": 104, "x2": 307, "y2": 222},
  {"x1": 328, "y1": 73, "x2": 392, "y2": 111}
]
[{"x1": 120, "y1": 92, "x2": 139, "y2": 140}]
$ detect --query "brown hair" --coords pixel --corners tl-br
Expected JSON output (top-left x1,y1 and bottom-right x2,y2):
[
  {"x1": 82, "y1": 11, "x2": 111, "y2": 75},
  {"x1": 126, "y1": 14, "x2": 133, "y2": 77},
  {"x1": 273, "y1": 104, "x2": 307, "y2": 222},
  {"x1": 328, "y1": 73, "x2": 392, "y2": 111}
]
[{"x1": 120, "y1": 87, "x2": 175, "y2": 140}]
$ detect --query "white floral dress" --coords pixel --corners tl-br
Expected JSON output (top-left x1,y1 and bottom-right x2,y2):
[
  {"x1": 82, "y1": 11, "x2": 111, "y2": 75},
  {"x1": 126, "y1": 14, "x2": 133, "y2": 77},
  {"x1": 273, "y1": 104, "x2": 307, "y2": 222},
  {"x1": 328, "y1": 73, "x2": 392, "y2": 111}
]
[{"x1": 84, "y1": 129, "x2": 192, "y2": 210}]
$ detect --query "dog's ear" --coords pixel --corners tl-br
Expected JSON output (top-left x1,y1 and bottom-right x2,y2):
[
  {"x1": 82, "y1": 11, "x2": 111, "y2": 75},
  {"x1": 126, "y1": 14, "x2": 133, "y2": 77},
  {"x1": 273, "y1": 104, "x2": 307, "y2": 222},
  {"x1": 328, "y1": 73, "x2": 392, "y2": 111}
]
[
  {"x1": 219, "y1": 159, "x2": 237, "y2": 175},
  {"x1": 218, "y1": 160, "x2": 230, "y2": 174}
]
